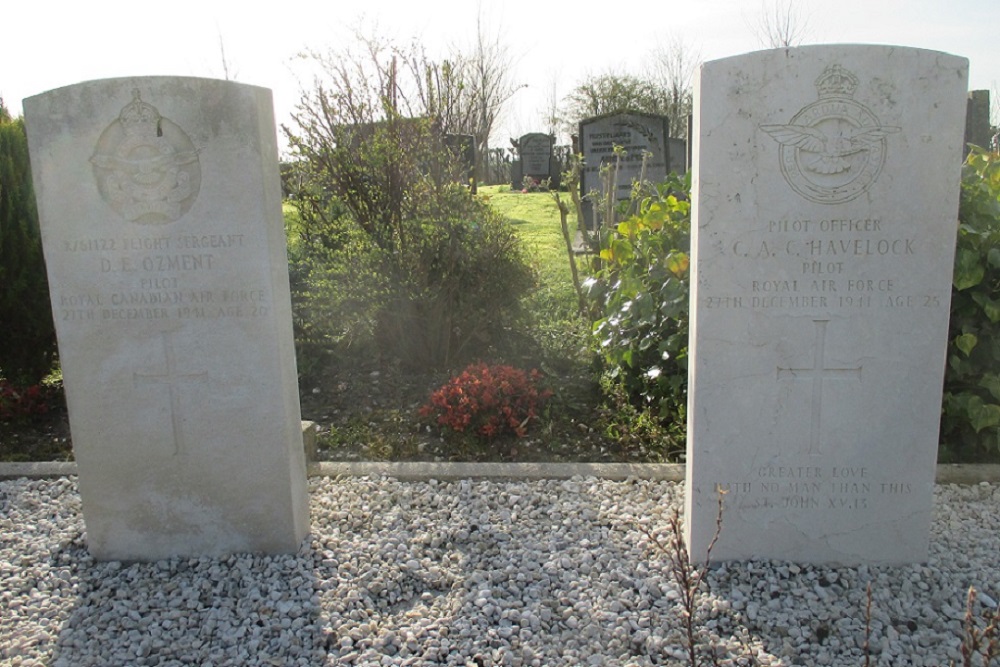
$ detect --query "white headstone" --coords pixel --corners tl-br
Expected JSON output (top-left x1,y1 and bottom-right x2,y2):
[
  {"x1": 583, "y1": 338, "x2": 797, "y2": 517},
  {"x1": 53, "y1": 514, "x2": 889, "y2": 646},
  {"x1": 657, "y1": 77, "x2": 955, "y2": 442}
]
[
  {"x1": 24, "y1": 77, "x2": 310, "y2": 561},
  {"x1": 686, "y1": 46, "x2": 968, "y2": 565}
]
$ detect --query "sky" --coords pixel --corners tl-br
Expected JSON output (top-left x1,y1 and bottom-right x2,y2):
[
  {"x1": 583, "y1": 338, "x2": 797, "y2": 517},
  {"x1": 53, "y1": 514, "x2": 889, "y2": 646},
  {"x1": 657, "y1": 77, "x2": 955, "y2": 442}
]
[{"x1": 3, "y1": 0, "x2": 998, "y2": 153}]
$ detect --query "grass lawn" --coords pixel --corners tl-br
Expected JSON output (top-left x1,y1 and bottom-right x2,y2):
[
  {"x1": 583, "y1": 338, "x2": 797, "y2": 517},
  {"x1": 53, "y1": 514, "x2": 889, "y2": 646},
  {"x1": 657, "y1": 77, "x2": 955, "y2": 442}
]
[
  {"x1": 478, "y1": 185, "x2": 574, "y2": 279},
  {"x1": 477, "y1": 185, "x2": 582, "y2": 314}
]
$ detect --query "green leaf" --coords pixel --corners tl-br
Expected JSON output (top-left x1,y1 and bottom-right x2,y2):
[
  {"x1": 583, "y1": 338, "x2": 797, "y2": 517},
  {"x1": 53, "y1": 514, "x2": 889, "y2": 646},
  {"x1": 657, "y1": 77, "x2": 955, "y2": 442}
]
[
  {"x1": 955, "y1": 333, "x2": 978, "y2": 357},
  {"x1": 953, "y1": 248, "x2": 985, "y2": 290},
  {"x1": 971, "y1": 401, "x2": 1000, "y2": 433},
  {"x1": 616, "y1": 218, "x2": 637, "y2": 237},
  {"x1": 949, "y1": 354, "x2": 968, "y2": 374},
  {"x1": 972, "y1": 293, "x2": 1000, "y2": 323},
  {"x1": 643, "y1": 202, "x2": 666, "y2": 228},
  {"x1": 945, "y1": 391, "x2": 972, "y2": 415},
  {"x1": 980, "y1": 374, "x2": 1000, "y2": 401},
  {"x1": 666, "y1": 252, "x2": 690, "y2": 278},
  {"x1": 989, "y1": 247, "x2": 1000, "y2": 269}
]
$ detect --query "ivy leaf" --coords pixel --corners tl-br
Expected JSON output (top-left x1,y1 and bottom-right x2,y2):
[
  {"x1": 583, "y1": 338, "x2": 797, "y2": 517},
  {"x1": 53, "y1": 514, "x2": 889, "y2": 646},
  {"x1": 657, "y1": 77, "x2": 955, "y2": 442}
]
[
  {"x1": 981, "y1": 374, "x2": 1000, "y2": 401},
  {"x1": 953, "y1": 248, "x2": 985, "y2": 290},
  {"x1": 947, "y1": 391, "x2": 974, "y2": 416},
  {"x1": 955, "y1": 333, "x2": 978, "y2": 357},
  {"x1": 970, "y1": 400, "x2": 1000, "y2": 433},
  {"x1": 972, "y1": 293, "x2": 1000, "y2": 323},
  {"x1": 989, "y1": 247, "x2": 1000, "y2": 269}
]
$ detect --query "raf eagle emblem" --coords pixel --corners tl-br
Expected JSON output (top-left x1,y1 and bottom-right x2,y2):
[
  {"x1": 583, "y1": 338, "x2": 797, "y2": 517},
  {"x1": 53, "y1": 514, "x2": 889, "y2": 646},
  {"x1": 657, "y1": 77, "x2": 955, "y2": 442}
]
[
  {"x1": 760, "y1": 123, "x2": 899, "y2": 175},
  {"x1": 760, "y1": 64, "x2": 900, "y2": 204}
]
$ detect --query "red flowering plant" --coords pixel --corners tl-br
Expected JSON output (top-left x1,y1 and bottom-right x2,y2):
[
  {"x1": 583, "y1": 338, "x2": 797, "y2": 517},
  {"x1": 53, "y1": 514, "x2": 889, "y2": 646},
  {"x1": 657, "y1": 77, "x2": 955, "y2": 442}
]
[
  {"x1": 0, "y1": 379, "x2": 53, "y2": 422},
  {"x1": 419, "y1": 363, "x2": 552, "y2": 440},
  {"x1": 519, "y1": 177, "x2": 550, "y2": 193}
]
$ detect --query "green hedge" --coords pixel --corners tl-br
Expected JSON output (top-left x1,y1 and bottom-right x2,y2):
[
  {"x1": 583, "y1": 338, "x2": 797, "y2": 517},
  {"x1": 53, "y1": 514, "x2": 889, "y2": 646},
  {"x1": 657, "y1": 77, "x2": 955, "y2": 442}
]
[
  {"x1": 940, "y1": 148, "x2": 1000, "y2": 461},
  {"x1": 0, "y1": 105, "x2": 56, "y2": 385}
]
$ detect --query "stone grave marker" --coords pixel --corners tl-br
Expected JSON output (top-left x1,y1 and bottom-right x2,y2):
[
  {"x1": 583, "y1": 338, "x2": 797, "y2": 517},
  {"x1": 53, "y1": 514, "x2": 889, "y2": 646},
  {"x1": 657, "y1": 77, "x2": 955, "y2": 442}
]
[
  {"x1": 685, "y1": 46, "x2": 968, "y2": 565},
  {"x1": 511, "y1": 132, "x2": 556, "y2": 189},
  {"x1": 578, "y1": 112, "x2": 670, "y2": 227},
  {"x1": 24, "y1": 76, "x2": 310, "y2": 561},
  {"x1": 667, "y1": 137, "x2": 688, "y2": 175},
  {"x1": 965, "y1": 90, "x2": 992, "y2": 155}
]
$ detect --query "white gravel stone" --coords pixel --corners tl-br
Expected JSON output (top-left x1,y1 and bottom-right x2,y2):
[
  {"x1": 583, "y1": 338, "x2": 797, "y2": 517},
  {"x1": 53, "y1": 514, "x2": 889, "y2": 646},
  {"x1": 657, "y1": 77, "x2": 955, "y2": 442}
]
[{"x1": 1, "y1": 477, "x2": 998, "y2": 666}]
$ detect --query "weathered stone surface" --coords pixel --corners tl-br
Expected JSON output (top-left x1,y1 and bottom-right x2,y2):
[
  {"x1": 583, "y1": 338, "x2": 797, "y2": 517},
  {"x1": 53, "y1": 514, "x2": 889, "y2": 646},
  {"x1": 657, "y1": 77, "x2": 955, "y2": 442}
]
[
  {"x1": 667, "y1": 137, "x2": 687, "y2": 175},
  {"x1": 685, "y1": 46, "x2": 968, "y2": 564},
  {"x1": 24, "y1": 76, "x2": 309, "y2": 560},
  {"x1": 579, "y1": 112, "x2": 670, "y2": 226},
  {"x1": 518, "y1": 133, "x2": 555, "y2": 177},
  {"x1": 965, "y1": 90, "x2": 992, "y2": 154}
]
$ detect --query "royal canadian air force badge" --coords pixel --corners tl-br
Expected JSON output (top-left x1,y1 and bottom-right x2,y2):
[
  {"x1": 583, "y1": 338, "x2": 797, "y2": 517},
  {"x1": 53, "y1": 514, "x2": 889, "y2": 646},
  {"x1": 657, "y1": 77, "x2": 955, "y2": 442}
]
[
  {"x1": 91, "y1": 89, "x2": 201, "y2": 224},
  {"x1": 761, "y1": 64, "x2": 899, "y2": 204}
]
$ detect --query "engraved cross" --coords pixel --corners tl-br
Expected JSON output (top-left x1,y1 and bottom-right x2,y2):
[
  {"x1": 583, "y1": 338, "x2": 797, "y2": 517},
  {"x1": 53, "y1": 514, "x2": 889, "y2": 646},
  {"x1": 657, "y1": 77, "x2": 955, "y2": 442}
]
[
  {"x1": 133, "y1": 331, "x2": 208, "y2": 455},
  {"x1": 777, "y1": 319, "x2": 862, "y2": 455}
]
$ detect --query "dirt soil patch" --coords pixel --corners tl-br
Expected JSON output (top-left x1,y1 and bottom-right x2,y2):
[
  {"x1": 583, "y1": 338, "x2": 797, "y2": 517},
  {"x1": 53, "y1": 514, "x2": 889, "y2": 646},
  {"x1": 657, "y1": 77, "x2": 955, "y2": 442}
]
[{"x1": 2, "y1": 361, "x2": 660, "y2": 464}]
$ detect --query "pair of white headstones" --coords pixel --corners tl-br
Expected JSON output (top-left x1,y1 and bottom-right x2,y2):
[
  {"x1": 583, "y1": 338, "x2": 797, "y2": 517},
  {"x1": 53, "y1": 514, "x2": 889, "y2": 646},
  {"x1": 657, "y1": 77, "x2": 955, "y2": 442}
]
[{"x1": 25, "y1": 43, "x2": 968, "y2": 564}]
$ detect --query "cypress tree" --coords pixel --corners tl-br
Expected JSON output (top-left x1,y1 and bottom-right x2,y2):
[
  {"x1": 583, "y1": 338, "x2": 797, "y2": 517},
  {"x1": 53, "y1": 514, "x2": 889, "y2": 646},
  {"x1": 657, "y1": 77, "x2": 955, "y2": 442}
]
[{"x1": 0, "y1": 99, "x2": 56, "y2": 384}]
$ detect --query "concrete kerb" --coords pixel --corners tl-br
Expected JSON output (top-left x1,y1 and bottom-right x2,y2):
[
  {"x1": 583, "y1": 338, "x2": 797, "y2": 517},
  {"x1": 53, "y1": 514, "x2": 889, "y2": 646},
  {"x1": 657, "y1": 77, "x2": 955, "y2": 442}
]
[
  {"x1": 310, "y1": 462, "x2": 1000, "y2": 483},
  {"x1": 307, "y1": 461, "x2": 686, "y2": 481},
  {"x1": 3, "y1": 422, "x2": 999, "y2": 482},
  {"x1": 4, "y1": 461, "x2": 1000, "y2": 483}
]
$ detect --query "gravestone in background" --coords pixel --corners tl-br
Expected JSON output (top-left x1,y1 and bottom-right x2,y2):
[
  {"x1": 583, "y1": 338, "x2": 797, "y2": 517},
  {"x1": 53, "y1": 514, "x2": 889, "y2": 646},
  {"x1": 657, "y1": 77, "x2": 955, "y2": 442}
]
[
  {"x1": 511, "y1": 132, "x2": 557, "y2": 189},
  {"x1": 667, "y1": 137, "x2": 688, "y2": 175},
  {"x1": 24, "y1": 76, "x2": 310, "y2": 561},
  {"x1": 686, "y1": 46, "x2": 968, "y2": 565},
  {"x1": 965, "y1": 90, "x2": 992, "y2": 155},
  {"x1": 578, "y1": 112, "x2": 670, "y2": 228}
]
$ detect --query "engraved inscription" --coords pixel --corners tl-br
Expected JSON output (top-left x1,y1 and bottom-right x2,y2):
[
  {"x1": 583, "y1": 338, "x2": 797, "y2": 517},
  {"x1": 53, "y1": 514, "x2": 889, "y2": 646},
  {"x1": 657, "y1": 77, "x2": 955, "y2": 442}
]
[
  {"x1": 56, "y1": 232, "x2": 268, "y2": 321},
  {"x1": 714, "y1": 464, "x2": 914, "y2": 513},
  {"x1": 133, "y1": 331, "x2": 208, "y2": 455},
  {"x1": 777, "y1": 319, "x2": 862, "y2": 455},
  {"x1": 703, "y1": 214, "x2": 934, "y2": 312},
  {"x1": 91, "y1": 90, "x2": 201, "y2": 224},
  {"x1": 760, "y1": 64, "x2": 900, "y2": 204}
]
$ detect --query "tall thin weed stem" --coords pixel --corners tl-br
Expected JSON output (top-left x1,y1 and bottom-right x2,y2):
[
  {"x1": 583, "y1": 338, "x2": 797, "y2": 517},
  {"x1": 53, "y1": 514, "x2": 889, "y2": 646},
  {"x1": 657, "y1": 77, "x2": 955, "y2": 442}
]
[
  {"x1": 863, "y1": 582, "x2": 873, "y2": 667},
  {"x1": 957, "y1": 586, "x2": 1000, "y2": 667},
  {"x1": 641, "y1": 492, "x2": 756, "y2": 667}
]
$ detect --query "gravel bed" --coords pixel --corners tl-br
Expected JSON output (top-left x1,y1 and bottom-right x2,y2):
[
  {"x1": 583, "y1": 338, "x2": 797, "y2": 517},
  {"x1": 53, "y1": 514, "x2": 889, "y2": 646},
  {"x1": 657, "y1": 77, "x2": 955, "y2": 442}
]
[{"x1": 2, "y1": 476, "x2": 998, "y2": 666}]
